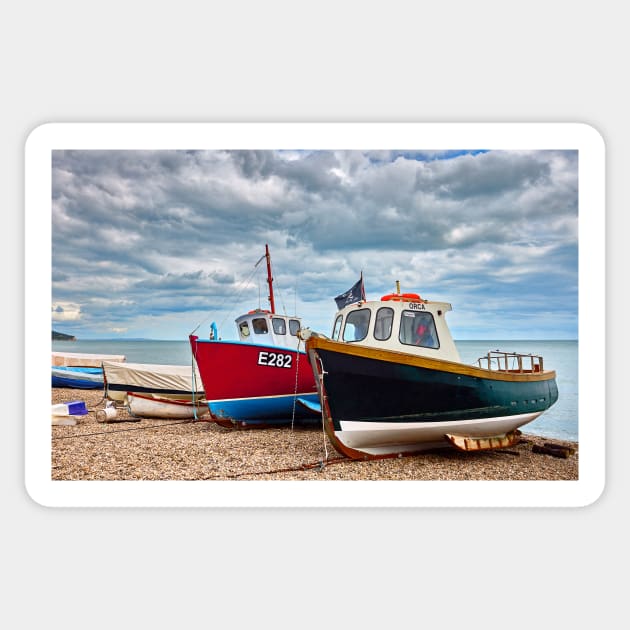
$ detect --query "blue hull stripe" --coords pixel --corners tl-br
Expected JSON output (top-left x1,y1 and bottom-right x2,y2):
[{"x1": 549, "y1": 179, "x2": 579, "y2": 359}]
[
  {"x1": 52, "y1": 376, "x2": 104, "y2": 389},
  {"x1": 208, "y1": 393, "x2": 320, "y2": 423}
]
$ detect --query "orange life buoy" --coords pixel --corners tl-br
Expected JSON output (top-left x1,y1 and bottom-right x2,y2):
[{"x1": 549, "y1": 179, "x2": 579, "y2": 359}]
[{"x1": 381, "y1": 293, "x2": 422, "y2": 302}]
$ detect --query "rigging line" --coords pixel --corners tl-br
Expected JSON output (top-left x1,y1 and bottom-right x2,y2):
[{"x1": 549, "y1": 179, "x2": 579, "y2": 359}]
[
  {"x1": 275, "y1": 282, "x2": 288, "y2": 316},
  {"x1": 192, "y1": 262, "x2": 261, "y2": 336}
]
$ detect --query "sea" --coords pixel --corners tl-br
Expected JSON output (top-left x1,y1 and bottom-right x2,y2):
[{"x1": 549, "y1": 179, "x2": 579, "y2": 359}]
[{"x1": 52, "y1": 338, "x2": 578, "y2": 443}]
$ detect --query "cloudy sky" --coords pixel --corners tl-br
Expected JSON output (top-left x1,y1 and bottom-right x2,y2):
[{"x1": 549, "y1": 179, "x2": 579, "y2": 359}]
[{"x1": 51, "y1": 148, "x2": 578, "y2": 340}]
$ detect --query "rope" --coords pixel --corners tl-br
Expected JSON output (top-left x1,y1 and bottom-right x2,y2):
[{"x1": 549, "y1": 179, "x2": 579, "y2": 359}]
[
  {"x1": 52, "y1": 414, "x2": 352, "y2": 479},
  {"x1": 191, "y1": 354, "x2": 199, "y2": 421},
  {"x1": 275, "y1": 282, "x2": 288, "y2": 316},
  {"x1": 290, "y1": 338, "x2": 302, "y2": 431},
  {"x1": 190, "y1": 262, "x2": 261, "y2": 336},
  {"x1": 52, "y1": 418, "x2": 194, "y2": 440},
  {"x1": 198, "y1": 456, "x2": 350, "y2": 480},
  {"x1": 315, "y1": 354, "x2": 330, "y2": 462},
  {"x1": 288, "y1": 339, "x2": 330, "y2": 465}
]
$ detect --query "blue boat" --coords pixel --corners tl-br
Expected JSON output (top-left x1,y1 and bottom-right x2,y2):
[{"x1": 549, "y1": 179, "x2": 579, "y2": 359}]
[{"x1": 52, "y1": 366, "x2": 104, "y2": 389}]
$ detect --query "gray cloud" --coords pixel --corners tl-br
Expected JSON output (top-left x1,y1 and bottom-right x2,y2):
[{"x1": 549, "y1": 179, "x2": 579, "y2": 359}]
[{"x1": 51, "y1": 149, "x2": 578, "y2": 339}]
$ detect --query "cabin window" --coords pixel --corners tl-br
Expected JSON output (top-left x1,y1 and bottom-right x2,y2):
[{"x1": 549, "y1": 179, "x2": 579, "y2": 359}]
[
  {"x1": 239, "y1": 321, "x2": 250, "y2": 337},
  {"x1": 289, "y1": 319, "x2": 300, "y2": 336},
  {"x1": 374, "y1": 307, "x2": 394, "y2": 341},
  {"x1": 252, "y1": 318, "x2": 269, "y2": 334},
  {"x1": 272, "y1": 317, "x2": 287, "y2": 335},
  {"x1": 342, "y1": 308, "x2": 371, "y2": 342},
  {"x1": 399, "y1": 311, "x2": 439, "y2": 349},
  {"x1": 332, "y1": 315, "x2": 343, "y2": 340}
]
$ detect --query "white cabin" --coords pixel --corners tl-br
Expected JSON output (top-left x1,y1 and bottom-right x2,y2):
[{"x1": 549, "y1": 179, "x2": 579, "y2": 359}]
[
  {"x1": 235, "y1": 309, "x2": 304, "y2": 351},
  {"x1": 330, "y1": 292, "x2": 461, "y2": 363}
]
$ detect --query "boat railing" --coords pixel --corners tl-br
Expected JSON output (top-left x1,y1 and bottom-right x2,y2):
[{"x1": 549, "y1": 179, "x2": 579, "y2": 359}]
[{"x1": 476, "y1": 350, "x2": 543, "y2": 373}]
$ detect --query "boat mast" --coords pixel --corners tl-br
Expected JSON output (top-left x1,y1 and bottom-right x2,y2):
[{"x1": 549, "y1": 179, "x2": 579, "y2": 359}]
[{"x1": 265, "y1": 243, "x2": 276, "y2": 314}]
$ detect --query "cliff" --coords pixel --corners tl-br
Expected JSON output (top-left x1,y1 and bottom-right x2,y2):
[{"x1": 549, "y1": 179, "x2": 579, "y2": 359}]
[{"x1": 52, "y1": 330, "x2": 76, "y2": 341}]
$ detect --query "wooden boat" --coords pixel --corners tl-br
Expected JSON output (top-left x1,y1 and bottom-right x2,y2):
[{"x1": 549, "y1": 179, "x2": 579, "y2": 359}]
[
  {"x1": 189, "y1": 244, "x2": 319, "y2": 427},
  {"x1": 127, "y1": 392, "x2": 209, "y2": 419},
  {"x1": 102, "y1": 361, "x2": 204, "y2": 405},
  {"x1": 52, "y1": 365, "x2": 104, "y2": 389},
  {"x1": 301, "y1": 281, "x2": 559, "y2": 459}
]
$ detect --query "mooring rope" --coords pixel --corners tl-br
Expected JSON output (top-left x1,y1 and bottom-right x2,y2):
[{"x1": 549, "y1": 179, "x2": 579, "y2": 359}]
[
  {"x1": 290, "y1": 337, "x2": 302, "y2": 431},
  {"x1": 52, "y1": 418, "x2": 194, "y2": 440},
  {"x1": 316, "y1": 354, "x2": 330, "y2": 463},
  {"x1": 199, "y1": 456, "x2": 349, "y2": 480}
]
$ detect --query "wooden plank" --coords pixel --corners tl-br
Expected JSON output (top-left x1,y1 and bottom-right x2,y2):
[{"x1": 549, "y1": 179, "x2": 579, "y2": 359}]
[
  {"x1": 532, "y1": 444, "x2": 576, "y2": 458},
  {"x1": 446, "y1": 430, "x2": 521, "y2": 451}
]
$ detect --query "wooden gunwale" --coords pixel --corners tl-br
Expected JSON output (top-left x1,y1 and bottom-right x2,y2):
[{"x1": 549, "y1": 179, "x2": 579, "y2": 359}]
[{"x1": 306, "y1": 335, "x2": 556, "y2": 383}]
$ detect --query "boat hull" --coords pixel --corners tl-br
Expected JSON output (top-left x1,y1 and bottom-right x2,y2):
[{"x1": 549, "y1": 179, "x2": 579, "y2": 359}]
[
  {"x1": 52, "y1": 366, "x2": 104, "y2": 389},
  {"x1": 306, "y1": 337, "x2": 559, "y2": 458},
  {"x1": 127, "y1": 393, "x2": 209, "y2": 419},
  {"x1": 190, "y1": 335, "x2": 319, "y2": 426}
]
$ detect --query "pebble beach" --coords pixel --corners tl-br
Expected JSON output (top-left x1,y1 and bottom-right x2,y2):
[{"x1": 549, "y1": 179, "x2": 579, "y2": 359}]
[{"x1": 52, "y1": 388, "x2": 579, "y2": 481}]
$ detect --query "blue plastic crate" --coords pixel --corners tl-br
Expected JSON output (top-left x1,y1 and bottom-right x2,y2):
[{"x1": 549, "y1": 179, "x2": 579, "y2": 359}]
[{"x1": 66, "y1": 400, "x2": 88, "y2": 415}]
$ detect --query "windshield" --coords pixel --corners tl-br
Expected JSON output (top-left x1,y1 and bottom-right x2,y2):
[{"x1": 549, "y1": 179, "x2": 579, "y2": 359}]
[
  {"x1": 399, "y1": 311, "x2": 439, "y2": 349},
  {"x1": 343, "y1": 308, "x2": 371, "y2": 342}
]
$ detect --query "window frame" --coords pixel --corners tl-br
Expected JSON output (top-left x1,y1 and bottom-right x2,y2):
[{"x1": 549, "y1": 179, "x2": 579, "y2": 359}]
[
  {"x1": 289, "y1": 319, "x2": 301, "y2": 336},
  {"x1": 373, "y1": 306, "x2": 395, "y2": 341},
  {"x1": 252, "y1": 317, "x2": 269, "y2": 335},
  {"x1": 342, "y1": 308, "x2": 371, "y2": 343},
  {"x1": 398, "y1": 310, "x2": 439, "y2": 349},
  {"x1": 272, "y1": 317, "x2": 287, "y2": 335},
  {"x1": 332, "y1": 314, "x2": 343, "y2": 340}
]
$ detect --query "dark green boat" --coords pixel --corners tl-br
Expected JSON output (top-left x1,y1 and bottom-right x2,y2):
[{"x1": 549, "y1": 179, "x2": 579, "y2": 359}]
[{"x1": 302, "y1": 284, "x2": 558, "y2": 459}]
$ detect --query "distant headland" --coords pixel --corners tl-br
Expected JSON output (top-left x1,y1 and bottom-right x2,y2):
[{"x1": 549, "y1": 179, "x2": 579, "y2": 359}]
[{"x1": 52, "y1": 330, "x2": 76, "y2": 341}]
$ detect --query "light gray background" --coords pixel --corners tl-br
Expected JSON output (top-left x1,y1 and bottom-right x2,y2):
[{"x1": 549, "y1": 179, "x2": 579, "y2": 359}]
[{"x1": 5, "y1": 2, "x2": 624, "y2": 628}]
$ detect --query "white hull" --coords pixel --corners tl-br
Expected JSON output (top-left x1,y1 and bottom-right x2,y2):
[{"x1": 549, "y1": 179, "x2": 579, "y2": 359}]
[
  {"x1": 336, "y1": 412, "x2": 542, "y2": 455},
  {"x1": 127, "y1": 393, "x2": 209, "y2": 419}
]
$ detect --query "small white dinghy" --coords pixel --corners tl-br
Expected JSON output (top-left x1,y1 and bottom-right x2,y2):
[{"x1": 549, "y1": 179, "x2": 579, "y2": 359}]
[{"x1": 127, "y1": 392, "x2": 209, "y2": 419}]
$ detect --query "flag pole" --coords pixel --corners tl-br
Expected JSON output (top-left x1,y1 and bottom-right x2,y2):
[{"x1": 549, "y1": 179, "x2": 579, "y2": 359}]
[{"x1": 265, "y1": 243, "x2": 276, "y2": 314}]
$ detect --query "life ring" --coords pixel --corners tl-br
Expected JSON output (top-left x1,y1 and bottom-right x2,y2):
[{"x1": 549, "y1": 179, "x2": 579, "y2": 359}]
[{"x1": 381, "y1": 293, "x2": 421, "y2": 302}]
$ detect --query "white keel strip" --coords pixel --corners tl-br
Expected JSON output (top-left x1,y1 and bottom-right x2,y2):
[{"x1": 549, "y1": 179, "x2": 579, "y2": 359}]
[{"x1": 337, "y1": 412, "x2": 542, "y2": 455}]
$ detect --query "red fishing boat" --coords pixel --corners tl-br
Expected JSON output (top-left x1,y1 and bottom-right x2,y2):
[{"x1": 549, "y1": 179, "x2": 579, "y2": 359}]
[{"x1": 189, "y1": 245, "x2": 319, "y2": 427}]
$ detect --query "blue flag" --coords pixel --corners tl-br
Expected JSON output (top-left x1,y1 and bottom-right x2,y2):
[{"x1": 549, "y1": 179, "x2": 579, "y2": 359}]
[{"x1": 334, "y1": 275, "x2": 366, "y2": 309}]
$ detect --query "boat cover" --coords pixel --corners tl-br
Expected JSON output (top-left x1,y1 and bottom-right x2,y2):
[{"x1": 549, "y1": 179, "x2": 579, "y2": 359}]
[
  {"x1": 102, "y1": 361, "x2": 204, "y2": 400},
  {"x1": 52, "y1": 351, "x2": 126, "y2": 367}
]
